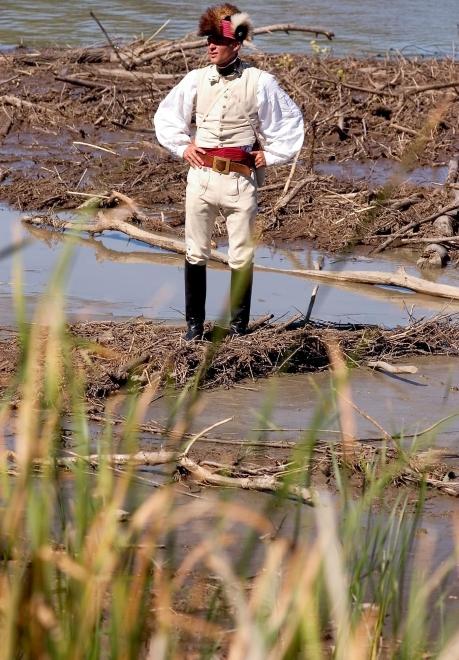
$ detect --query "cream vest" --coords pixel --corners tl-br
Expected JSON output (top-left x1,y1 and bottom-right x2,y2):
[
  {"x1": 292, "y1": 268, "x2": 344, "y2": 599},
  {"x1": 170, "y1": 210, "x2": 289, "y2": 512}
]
[{"x1": 195, "y1": 63, "x2": 262, "y2": 148}]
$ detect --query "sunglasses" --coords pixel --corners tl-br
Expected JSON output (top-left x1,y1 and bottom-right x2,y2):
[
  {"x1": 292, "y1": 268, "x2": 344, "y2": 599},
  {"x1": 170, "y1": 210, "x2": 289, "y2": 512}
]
[{"x1": 207, "y1": 35, "x2": 236, "y2": 47}]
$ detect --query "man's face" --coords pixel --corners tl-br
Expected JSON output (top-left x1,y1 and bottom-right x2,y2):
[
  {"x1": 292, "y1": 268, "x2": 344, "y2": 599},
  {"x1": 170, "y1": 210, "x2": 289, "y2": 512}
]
[{"x1": 207, "y1": 35, "x2": 240, "y2": 66}]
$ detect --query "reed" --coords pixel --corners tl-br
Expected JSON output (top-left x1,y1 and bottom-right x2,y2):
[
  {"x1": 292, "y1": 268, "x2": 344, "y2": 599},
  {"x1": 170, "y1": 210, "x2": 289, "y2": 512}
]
[{"x1": 1, "y1": 252, "x2": 458, "y2": 659}]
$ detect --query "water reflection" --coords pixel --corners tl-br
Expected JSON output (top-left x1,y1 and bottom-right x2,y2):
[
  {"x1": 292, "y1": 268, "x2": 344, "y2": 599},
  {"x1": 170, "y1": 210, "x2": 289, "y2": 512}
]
[{"x1": 2, "y1": 205, "x2": 459, "y2": 329}]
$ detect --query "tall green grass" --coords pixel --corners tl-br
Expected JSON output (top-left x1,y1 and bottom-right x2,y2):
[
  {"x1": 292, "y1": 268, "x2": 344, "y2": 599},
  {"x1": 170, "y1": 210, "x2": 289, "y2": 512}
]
[{"x1": 1, "y1": 246, "x2": 458, "y2": 659}]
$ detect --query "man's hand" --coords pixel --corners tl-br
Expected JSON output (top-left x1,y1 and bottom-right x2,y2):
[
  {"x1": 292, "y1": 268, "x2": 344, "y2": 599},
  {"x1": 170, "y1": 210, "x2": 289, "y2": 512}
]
[
  {"x1": 250, "y1": 150, "x2": 266, "y2": 168},
  {"x1": 184, "y1": 143, "x2": 206, "y2": 168}
]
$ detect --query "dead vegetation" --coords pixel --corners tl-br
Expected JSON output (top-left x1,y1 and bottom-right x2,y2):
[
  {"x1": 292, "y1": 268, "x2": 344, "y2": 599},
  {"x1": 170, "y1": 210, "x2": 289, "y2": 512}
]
[
  {"x1": 2, "y1": 315, "x2": 459, "y2": 402},
  {"x1": 72, "y1": 315, "x2": 459, "y2": 396},
  {"x1": 0, "y1": 37, "x2": 458, "y2": 255}
]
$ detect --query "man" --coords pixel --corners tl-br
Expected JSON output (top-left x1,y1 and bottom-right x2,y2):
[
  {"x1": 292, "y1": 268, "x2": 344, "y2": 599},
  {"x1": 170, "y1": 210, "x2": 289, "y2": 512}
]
[{"x1": 154, "y1": 4, "x2": 304, "y2": 340}]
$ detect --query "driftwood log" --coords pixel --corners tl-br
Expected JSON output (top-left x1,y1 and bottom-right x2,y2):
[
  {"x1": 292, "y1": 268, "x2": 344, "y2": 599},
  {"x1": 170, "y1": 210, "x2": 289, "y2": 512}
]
[
  {"x1": 6, "y1": 450, "x2": 315, "y2": 505},
  {"x1": 22, "y1": 190, "x2": 229, "y2": 264},
  {"x1": 6, "y1": 440, "x2": 459, "y2": 499},
  {"x1": 21, "y1": 192, "x2": 459, "y2": 302},
  {"x1": 367, "y1": 361, "x2": 418, "y2": 375}
]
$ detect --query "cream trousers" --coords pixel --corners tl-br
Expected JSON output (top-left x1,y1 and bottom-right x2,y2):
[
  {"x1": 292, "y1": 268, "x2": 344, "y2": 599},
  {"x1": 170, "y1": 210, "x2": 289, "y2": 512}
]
[{"x1": 185, "y1": 166, "x2": 258, "y2": 270}]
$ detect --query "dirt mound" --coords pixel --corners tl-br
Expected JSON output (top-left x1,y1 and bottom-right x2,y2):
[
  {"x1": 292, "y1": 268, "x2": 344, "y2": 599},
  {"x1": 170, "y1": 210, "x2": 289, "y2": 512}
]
[{"x1": 55, "y1": 315, "x2": 459, "y2": 397}]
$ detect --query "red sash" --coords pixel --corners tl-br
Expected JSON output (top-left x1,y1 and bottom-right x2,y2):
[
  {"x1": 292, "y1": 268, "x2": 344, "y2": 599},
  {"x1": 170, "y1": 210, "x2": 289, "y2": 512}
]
[{"x1": 202, "y1": 147, "x2": 254, "y2": 167}]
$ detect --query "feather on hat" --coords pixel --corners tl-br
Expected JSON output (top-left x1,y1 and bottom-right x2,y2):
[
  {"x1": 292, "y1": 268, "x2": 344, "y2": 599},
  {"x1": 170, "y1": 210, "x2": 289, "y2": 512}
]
[{"x1": 198, "y1": 4, "x2": 253, "y2": 42}]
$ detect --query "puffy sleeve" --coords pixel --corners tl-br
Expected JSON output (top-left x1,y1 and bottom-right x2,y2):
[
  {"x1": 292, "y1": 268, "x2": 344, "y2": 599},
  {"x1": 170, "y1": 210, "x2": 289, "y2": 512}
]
[
  {"x1": 256, "y1": 72, "x2": 304, "y2": 166},
  {"x1": 153, "y1": 70, "x2": 199, "y2": 159}
]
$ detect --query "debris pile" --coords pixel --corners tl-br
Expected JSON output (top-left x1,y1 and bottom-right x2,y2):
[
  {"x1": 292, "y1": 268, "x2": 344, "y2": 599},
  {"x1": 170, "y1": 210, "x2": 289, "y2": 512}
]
[{"x1": 1, "y1": 36, "x2": 458, "y2": 254}]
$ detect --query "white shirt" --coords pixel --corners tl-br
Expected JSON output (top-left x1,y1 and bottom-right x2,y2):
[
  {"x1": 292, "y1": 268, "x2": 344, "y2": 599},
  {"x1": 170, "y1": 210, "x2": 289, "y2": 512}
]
[{"x1": 153, "y1": 65, "x2": 304, "y2": 166}]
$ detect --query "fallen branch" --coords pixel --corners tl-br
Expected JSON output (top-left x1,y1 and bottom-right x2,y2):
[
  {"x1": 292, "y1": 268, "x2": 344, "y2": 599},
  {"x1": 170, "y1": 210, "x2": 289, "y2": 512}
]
[
  {"x1": 119, "y1": 24, "x2": 334, "y2": 67},
  {"x1": 446, "y1": 155, "x2": 459, "y2": 185},
  {"x1": 90, "y1": 9, "x2": 133, "y2": 74},
  {"x1": 255, "y1": 264, "x2": 459, "y2": 301},
  {"x1": 253, "y1": 23, "x2": 334, "y2": 39},
  {"x1": 304, "y1": 256, "x2": 324, "y2": 323},
  {"x1": 6, "y1": 449, "x2": 177, "y2": 469},
  {"x1": 273, "y1": 176, "x2": 316, "y2": 212},
  {"x1": 0, "y1": 119, "x2": 13, "y2": 139},
  {"x1": 247, "y1": 314, "x2": 274, "y2": 332},
  {"x1": 310, "y1": 77, "x2": 459, "y2": 99},
  {"x1": 399, "y1": 473, "x2": 459, "y2": 497},
  {"x1": 281, "y1": 148, "x2": 302, "y2": 197},
  {"x1": 404, "y1": 80, "x2": 459, "y2": 96},
  {"x1": 55, "y1": 75, "x2": 110, "y2": 90},
  {"x1": 6, "y1": 450, "x2": 315, "y2": 505},
  {"x1": 416, "y1": 156, "x2": 459, "y2": 268},
  {"x1": 383, "y1": 194, "x2": 423, "y2": 211},
  {"x1": 398, "y1": 236, "x2": 459, "y2": 245},
  {"x1": 179, "y1": 456, "x2": 314, "y2": 505},
  {"x1": 21, "y1": 200, "x2": 228, "y2": 265},
  {"x1": 310, "y1": 76, "x2": 398, "y2": 98},
  {"x1": 390, "y1": 123, "x2": 418, "y2": 137},
  {"x1": 94, "y1": 67, "x2": 181, "y2": 82},
  {"x1": 0, "y1": 94, "x2": 41, "y2": 110},
  {"x1": 22, "y1": 205, "x2": 459, "y2": 301}
]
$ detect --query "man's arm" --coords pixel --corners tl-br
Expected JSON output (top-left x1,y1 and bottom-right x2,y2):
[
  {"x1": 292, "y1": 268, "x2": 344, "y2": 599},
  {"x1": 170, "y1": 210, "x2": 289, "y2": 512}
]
[
  {"x1": 153, "y1": 70, "x2": 199, "y2": 160},
  {"x1": 256, "y1": 73, "x2": 304, "y2": 166}
]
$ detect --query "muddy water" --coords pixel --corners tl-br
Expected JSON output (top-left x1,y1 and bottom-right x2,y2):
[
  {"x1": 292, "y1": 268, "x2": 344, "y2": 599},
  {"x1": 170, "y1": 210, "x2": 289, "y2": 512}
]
[
  {"x1": 133, "y1": 360, "x2": 459, "y2": 627},
  {"x1": 145, "y1": 356, "x2": 459, "y2": 458},
  {"x1": 3, "y1": 204, "x2": 459, "y2": 328},
  {"x1": 1, "y1": 0, "x2": 458, "y2": 56},
  {"x1": 316, "y1": 161, "x2": 450, "y2": 187}
]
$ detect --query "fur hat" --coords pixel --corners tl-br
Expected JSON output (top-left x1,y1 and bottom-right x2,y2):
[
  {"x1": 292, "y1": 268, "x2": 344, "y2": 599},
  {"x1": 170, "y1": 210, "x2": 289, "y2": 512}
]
[{"x1": 198, "y1": 4, "x2": 253, "y2": 43}]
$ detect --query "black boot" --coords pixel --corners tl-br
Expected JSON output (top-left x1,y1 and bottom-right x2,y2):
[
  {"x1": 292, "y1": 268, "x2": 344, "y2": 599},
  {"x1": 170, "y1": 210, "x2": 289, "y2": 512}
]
[
  {"x1": 229, "y1": 264, "x2": 253, "y2": 336},
  {"x1": 184, "y1": 260, "x2": 206, "y2": 341}
]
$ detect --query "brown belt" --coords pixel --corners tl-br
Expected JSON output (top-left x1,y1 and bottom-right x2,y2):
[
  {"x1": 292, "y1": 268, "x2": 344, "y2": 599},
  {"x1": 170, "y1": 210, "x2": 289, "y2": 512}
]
[{"x1": 200, "y1": 153, "x2": 253, "y2": 177}]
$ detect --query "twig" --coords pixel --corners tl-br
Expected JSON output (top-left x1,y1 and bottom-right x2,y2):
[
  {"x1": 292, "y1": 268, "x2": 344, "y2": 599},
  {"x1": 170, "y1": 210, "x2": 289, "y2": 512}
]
[
  {"x1": 404, "y1": 80, "x2": 459, "y2": 95},
  {"x1": 310, "y1": 76, "x2": 398, "y2": 98},
  {"x1": 304, "y1": 256, "x2": 323, "y2": 323},
  {"x1": 273, "y1": 176, "x2": 316, "y2": 212},
  {"x1": 281, "y1": 148, "x2": 302, "y2": 196},
  {"x1": 55, "y1": 75, "x2": 109, "y2": 90},
  {"x1": 247, "y1": 314, "x2": 274, "y2": 332},
  {"x1": 182, "y1": 417, "x2": 233, "y2": 455},
  {"x1": 390, "y1": 122, "x2": 418, "y2": 136},
  {"x1": 66, "y1": 191, "x2": 111, "y2": 199},
  {"x1": 89, "y1": 10, "x2": 131, "y2": 72},
  {"x1": 72, "y1": 141, "x2": 118, "y2": 155}
]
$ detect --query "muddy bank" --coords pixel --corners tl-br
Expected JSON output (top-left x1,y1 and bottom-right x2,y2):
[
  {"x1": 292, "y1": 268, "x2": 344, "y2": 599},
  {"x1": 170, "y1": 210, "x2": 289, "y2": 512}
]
[{"x1": 0, "y1": 42, "x2": 458, "y2": 254}]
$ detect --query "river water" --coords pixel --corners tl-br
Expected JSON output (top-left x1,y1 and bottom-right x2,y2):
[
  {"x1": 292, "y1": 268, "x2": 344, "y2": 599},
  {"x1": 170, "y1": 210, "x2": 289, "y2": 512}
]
[
  {"x1": 3, "y1": 205, "x2": 459, "y2": 328},
  {"x1": 0, "y1": 0, "x2": 458, "y2": 56}
]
